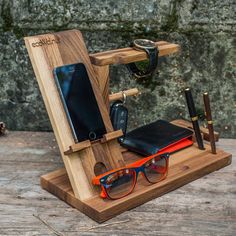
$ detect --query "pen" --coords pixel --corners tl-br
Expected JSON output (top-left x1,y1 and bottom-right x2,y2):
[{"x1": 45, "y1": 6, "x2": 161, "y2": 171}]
[
  {"x1": 184, "y1": 88, "x2": 205, "y2": 150},
  {"x1": 203, "y1": 92, "x2": 216, "y2": 154}
]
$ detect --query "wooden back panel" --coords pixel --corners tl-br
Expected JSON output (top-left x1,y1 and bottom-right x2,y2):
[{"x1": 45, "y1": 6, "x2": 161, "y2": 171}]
[{"x1": 24, "y1": 30, "x2": 124, "y2": 200}]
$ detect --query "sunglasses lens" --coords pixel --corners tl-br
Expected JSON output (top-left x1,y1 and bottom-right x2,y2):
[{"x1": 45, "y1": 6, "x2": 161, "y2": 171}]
[
  {"x1": 144, "y1": 155, "x2": 167, "y2": 183},
  {"x1": 104, "y1": 169, "x2": 136, "y2": 199}
]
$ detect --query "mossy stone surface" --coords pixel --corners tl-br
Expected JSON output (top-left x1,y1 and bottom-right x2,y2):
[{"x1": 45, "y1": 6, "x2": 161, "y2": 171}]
[{"x1": 0, "y1": 0, "x2": 235, "y2": 137}]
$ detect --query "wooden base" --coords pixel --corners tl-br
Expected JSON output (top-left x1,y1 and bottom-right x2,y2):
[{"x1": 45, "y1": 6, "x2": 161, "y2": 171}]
[{"x1": 41, "y1": 143, "x2": 231, "y2": 223}]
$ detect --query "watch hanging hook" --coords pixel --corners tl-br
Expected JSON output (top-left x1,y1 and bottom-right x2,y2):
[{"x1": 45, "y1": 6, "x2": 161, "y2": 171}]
[{"x1": 122, "y1": 91, "x2": 127, "y2": 104}]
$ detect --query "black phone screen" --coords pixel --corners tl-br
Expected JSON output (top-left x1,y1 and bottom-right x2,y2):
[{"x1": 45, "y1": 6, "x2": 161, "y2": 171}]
[{"x1": 53, "y1": 63, "x2": 106, "y2": 142}]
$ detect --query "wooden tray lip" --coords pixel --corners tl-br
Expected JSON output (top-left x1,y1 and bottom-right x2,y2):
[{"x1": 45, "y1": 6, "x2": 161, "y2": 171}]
[{"x1": 41, "y1": 145, "x2": 232, "y2": 223}]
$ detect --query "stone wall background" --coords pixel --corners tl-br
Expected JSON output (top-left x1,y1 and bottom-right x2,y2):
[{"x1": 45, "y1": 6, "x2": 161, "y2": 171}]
[{"x1": 0, "y1": 0, "x2": 235, "y2": 137}]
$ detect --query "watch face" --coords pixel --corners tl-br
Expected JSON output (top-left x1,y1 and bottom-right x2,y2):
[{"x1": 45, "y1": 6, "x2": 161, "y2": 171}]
[{"x1": 133, "y1": 39, "x2": 156, "y2": 49}]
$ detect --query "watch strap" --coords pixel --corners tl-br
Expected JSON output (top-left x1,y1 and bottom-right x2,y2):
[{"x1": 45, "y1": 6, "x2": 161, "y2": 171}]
[
  {"x1": 126, "y1": 47, "x2": 159, "y2": 78},
  {"x1": 146, "y1": 48, "x2": 158, "y2": 74}
]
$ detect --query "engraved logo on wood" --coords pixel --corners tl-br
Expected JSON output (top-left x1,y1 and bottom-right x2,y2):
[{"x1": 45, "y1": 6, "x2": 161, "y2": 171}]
[{"x1": 32, "y1": 38, "x2": 60, "y2": 47}]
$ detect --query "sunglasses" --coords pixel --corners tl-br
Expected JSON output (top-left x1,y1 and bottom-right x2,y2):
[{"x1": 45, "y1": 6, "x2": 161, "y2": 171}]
[{"x1": 92, "y1": 152, "x2": 170, "y2": 200}]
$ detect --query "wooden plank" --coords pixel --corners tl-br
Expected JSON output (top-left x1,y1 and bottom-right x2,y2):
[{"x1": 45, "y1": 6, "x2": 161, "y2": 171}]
[
  {"x1": 0, "y1": 131, "x2": 235, "y2": 235},
  {"x1": 24, "y1": 30, "x2": 125, "y2": 200},
  {"x1": 41, "y1": 143, "x2": 232, "y2": 223},
  {"x1": 90, "y1": 42, "x2": 180, "y2": 66},
  {"x1": 24, "y1": 31, "x2": 94, "y2": 200}
]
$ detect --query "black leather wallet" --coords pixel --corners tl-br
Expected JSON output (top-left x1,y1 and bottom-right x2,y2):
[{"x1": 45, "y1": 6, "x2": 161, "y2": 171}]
[{"x1": 121, "y1": 120, "x2": 193, "y2": 156}]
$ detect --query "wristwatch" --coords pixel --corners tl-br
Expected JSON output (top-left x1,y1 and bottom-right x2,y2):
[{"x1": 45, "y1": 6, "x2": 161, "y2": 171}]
[{"x1": 126, "y1": 39, "x2": 159, "y2": 79}]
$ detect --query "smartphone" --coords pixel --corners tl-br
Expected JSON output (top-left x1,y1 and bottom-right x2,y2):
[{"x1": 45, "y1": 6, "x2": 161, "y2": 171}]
[{"x1": 53, "y1": 63, "x2": 106, "y2": 142}]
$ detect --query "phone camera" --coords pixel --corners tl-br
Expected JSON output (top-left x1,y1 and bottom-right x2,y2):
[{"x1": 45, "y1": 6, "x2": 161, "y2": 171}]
[{"x1": 89, "y1": 131, "x2": 97, "y2": 140}]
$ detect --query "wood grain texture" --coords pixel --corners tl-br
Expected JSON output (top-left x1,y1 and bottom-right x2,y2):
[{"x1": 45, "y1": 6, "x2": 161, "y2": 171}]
[
  {"x1": 24, "y1": 31, "x2": 94, "y2": 200},
  {"x1": 41, "y1": 141, "x2": 232, "y2": 223},
  {"x1": 64, "y1": 140, "x2": 91, "y2": 155},
  {"x1": 0, "y1": 131, "x2": 235, "y2": 235},
  {"x1": 93, "y1": 65, "x2": 110, "y2": 110},
  {"x1": 90, "y1": 41, "x2": 180, "y2": 66},
  {"x1": 24, "y1": 30, "x2": 125, "y2": 200},
  {"x1": 101, "y1": 130, "x2": 123, "y2": 143}
]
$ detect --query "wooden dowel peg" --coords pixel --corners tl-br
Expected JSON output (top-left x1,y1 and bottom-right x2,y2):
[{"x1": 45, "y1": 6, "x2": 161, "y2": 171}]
[{"x1": 109, "y1": 88, "x2": 139, "y2": 102}]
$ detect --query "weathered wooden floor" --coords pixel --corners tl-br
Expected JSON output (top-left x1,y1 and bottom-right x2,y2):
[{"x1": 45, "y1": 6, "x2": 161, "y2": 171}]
[{"x1": 0, "y1": 131, "x2": 235, "y2": 236}]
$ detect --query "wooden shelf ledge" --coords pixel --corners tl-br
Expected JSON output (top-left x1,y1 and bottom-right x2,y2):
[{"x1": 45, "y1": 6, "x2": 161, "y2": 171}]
[
  {"x1": 101, "y1": 130, "x2": 123, "y2": 143},
  {"x1": 64, "y1": 140, "x2": 91, "y2": 155},
  {"x1": 90, "y1": 41, "x2": 180, "y2": 66},
  {"x1": 64, "y1": 130, "x2": 123, "y2": 155}
]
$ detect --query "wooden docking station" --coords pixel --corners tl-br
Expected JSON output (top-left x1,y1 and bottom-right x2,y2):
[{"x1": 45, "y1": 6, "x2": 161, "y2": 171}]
[{"x1": 24, "y1": 30, "x2": 232, "y2": 223}]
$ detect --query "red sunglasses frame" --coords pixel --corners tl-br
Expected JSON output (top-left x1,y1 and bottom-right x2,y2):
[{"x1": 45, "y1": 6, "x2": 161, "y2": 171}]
[{"x1": 92, "y1": 152, "x2": 170, "y2": 200}]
